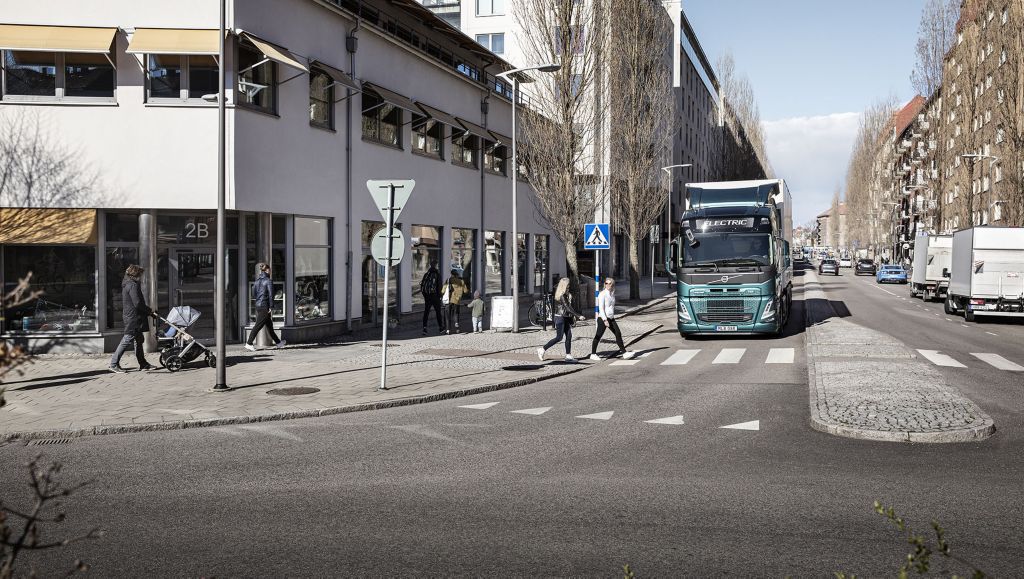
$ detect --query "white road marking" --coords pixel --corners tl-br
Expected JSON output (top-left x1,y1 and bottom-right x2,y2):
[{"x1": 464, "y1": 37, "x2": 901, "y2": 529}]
[
  {"x1": 510, "y1": 407, "x2": 552, "y2": 415},
  {"x1": 971, "y1": 353, "x2": 1024, "y2": 372},
  {"x1": 458, "y1": 402, "x2": 500, "y2": 410},
  {"x1": 961, "y1": 324, "x2": 969, "y2": 328},
  {"x1": 765, "y1": 348, "x2": 795, "y2": 364},
  {"x1": 986, "y1": 331, "x2": 998, "y2": 336},
  {"x1": 661, "y1": 349, "x2": 700, "y2": 365},
  {"x1": 712, "y1": 348, "x2": 745, "y2": 364},
  {"x1": 576, "y1": 411, "x2": 614, "y2": 420},
  {"x1": 720, "y1": 420, "x2": 760, "y2": 431},
  {"x1": 916, "y1": 349, "x2": 968, "y2": 368},
  {"x1": 610, "y1": 359, "x2": 640, "y2": 366},
  {"x1": 645, "y1": 415, "x2": 685, "y2": 425}
]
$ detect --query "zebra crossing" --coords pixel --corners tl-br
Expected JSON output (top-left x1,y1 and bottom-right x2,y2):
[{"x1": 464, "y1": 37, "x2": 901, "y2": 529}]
[
  {"x1": 456, "y1": 402, "x2": 760, "y2": 431},
  {"x1": 915, "y1": 349, "x2": 1024, "y2": 372},
  {"x1": 605, "y1": 347, "x2": 799, "y2": 367}
]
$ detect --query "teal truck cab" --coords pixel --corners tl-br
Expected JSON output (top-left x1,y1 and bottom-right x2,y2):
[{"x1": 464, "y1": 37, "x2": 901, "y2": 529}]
[{"x1": 667, "y1": 179, "x2": 793, "y2": 336}]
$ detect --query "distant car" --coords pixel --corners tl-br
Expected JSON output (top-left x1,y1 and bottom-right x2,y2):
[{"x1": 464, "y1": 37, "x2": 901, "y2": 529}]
[
  {"x1": 854, "y1": 259, "x2": 877, "y2": 276},
  {"x1": 819, "y1": 259, "x2": 840, "y2": 276},
  {"x1": 876, "y1": 265, "x2": 908, "y2": 284},
  {"x1": 839, "y1": 257, "x2": 853, "y2": 268}
]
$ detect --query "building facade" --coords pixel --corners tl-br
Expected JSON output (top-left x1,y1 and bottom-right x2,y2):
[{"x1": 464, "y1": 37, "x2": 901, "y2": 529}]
[{"x1": 0, "y1": 0, "x2": 565, "y2": 353}]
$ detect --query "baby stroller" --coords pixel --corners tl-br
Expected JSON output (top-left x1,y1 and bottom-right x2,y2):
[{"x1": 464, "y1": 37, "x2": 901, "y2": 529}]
[{"x1": 154, "y1": 306, "x2": 216, "y2": 372}]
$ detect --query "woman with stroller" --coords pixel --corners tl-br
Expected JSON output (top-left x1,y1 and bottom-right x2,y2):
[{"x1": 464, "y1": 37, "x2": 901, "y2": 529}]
[
  {"x1": 536, "y1": 277, "x2": 584, "y2": 362},
  {"x1": 109, "y1": 265, "x2": 154, "y2": 373},
  {"x1": 245, "y1": 262, "x2": 286, "y2": 351}
]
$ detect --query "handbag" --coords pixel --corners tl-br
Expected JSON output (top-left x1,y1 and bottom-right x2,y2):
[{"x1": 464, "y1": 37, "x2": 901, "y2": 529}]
[{"x1": 441, "y1": 283, "x2": 451, "y2": 306}]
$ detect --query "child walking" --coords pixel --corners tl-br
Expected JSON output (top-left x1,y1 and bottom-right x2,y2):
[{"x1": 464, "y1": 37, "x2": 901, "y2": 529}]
[{"x1": 469, "y1": 290, "x2": 485, "y2": 332}]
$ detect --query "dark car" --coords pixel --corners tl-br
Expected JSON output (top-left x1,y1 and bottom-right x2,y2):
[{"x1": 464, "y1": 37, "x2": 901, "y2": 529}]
[
  {"x1": 854, "y1": 259, "x2": 877, "y2": 276},
  {"x1": 819, "y1": 259, "x2": 839, "y2": 276}
]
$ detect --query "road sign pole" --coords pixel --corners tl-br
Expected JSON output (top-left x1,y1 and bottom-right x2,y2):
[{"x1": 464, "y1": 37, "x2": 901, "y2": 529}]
[
  {"x1": 594, "y1": 249, "x2": 600, "y2": 316},
  {"x1": 379, "y1": 183, "x2": 396, "y2": 391}
]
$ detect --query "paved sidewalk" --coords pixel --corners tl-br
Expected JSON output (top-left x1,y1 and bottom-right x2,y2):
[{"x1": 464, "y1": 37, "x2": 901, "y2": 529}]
[
  {"x1": 0, "y1": 298, "x2": 667, "y2": 442},
  {"x1": 802, "y1": 270, "x2": 995, "y2": 443}
]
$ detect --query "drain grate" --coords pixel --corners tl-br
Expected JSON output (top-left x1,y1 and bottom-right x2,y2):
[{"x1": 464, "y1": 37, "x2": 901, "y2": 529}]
[
  {"x1": 29, "y1": 438, "x2": 74, "y2": 445},
  {"x1": 267, "y1": 387, "x2": 320, "y2": 396}
]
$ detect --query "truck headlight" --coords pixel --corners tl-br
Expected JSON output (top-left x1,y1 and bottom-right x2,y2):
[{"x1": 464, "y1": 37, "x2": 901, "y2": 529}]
[
  {"x1": 679, "y1": 302, "x2": 692, "y2": 322},
  {"x1": 760, "y1": 297, "x2": 776, "y2": 322}
]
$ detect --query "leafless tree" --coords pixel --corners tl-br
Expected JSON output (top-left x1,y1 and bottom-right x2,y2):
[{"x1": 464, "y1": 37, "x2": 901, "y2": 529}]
[
  {"x1": 716, "y1": 53, "x2": 772, "y2": 179},
  {"x1": 844, "y1": 97, "x2": 900, "y2": 254},
  {"x1": 515, "y1": 0, "x2": 610, "y2": 283},
  {"x1": 829, "y1": 188, "x2": 842, "y2": 250},
  {"x1": 607, "y1": 0, "x2": 673, "y2": 299},
  {"x1": 995, "y1": 0, "x2": 1024, "y2": 226},
  {"x1": 0, "y1": 109, "x2": 106, "y2": 208},
  {"x1": 912, "y1": 0, "x2": 961, "y2": 97}
]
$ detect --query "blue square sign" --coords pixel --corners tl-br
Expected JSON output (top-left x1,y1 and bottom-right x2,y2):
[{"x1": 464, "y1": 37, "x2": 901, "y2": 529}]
[{"x1": 584, "y1": 223, "x2": 610, "y2": 249}]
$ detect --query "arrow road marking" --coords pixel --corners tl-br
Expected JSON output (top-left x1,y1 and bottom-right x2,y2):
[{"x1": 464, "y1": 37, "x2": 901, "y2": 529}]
[
  {"x1": 916, "y1": 350, "x2": 967, "y2": 368},
  {"x1": 712, "y1": 348, "x2": 745, "y2": 364},
  {"x1": 510, "y1": 407, "x2": 552, "y2": 415},
  {"x1": 765, "y1": 348, "x2": 795, "y2": 364},
  {"x1": 458, "y1": 402, "x2": 501, "y2": 409},
  {"x1": 576, "y1": 411, "x2": 614, "y2": 420},
  {"x1": 720, "y1": 420, "x2": 760, "y2": 431},
  {"x1": 645, "y1": 415, "x2": 685, "y2": 425},
  {"x1": 661, "y1": 349, "x2": 700, "y2": 365},
  {"x1": 971, "y1": 353, "x2": 1024, "y2": 372}
]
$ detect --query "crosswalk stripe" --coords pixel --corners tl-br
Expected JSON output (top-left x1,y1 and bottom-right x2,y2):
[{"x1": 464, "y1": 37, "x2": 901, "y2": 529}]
[
  {"x1": 511, "y1": 407, "x2": 553, "y2": 415},
  {"x1": 458, "y1": 402, "x2": 500, "y2": 409},
  {"x1": 645, "y1": 415, "x2": 685, "y2": 425},
  {"x1": 712, "y1": 348, "x2": 745, "y2": 364},
  {"x1": 971, "y1": 353, "x2": 1024, "y2": 372},
  {"x1": 765, "y1": 348, "x2": 794, "y2": 364},
  {"x1": 916, "y1": 350, "x2": 967, "y2": 368},
  {"x1": 576, "y1": 411, "x2": 614, "y2": 420},
  {"x1": 610, "y1": 359, "x2": 640, "y2": 366},
  {"x1": 661, "y1": 349, "x2": 700, "y2": 365}
]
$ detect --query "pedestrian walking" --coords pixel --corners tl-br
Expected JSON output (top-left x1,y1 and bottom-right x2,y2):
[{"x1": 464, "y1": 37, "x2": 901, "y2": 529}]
[
  {"x1": 109, "y1": 264, "x2": 154, "y2": 373},
  {"x1": 469, "y1": 290, "x2": 485, "y2": 332},
  {"x1": 420, "y1": 261, "x2": 446, "y2": 335},
  {"x1": 244, "y1": 263, "x2": 286, "y2": 351},
  {"x1": 536, "y1": 277, "x2": 584, "y2": 362},
  {"x1": 589, "y1": 278, "x2": 633, "y2": 360},
  {"x1": 441, "y1": 269, "x2": 468, "y2": 334}
]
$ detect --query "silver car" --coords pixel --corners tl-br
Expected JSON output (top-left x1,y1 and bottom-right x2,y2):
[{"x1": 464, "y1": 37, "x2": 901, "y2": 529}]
[{"x1": 819, "y1": 259, "x2": 840, "y2": 276}]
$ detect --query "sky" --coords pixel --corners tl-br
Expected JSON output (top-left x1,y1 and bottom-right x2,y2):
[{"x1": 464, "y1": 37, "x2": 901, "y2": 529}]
[{"x1": 683, "y1": 0, "x2": 929, "y2": 226}]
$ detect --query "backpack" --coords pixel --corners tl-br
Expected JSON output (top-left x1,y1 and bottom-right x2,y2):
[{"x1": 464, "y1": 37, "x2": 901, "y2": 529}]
[{"x1": 421, "y1": 269, "x2": 439, "y2": 297}]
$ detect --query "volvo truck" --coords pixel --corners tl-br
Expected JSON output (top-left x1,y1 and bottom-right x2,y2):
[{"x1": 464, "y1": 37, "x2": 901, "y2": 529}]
[
  {"x1": 944, "y1": 226, "x2": 1024, "y2": 322},
  {"x1": 909, "y1": 232, "x2": 952, "y2": 301},
  {"x1": 666, "y1": 179, "x2": 793, "y2": 336}
]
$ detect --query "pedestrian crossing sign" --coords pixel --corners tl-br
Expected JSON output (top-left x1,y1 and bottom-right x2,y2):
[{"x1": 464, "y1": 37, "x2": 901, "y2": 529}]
[{"x1": 584, "y1": 223, "x2": 610, "y2": 249}]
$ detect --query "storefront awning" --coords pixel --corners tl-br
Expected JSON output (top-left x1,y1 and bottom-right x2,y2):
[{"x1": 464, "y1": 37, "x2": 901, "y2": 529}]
[
  {"x1": 238, "y1": 30, "x2": 308, "y2": 73},
  {"x1": 488, "y1": 130, "x2": 513, "y2": 148},
  {"x1": 310, "y1": 60, "x2": 360, "y2": 91},
  {"x1": 0, "y1": 24, "x2": 117, "y2": 53},
  {"x1": 362, "y1": 82, "x2": 419, "y2": 113},
  {"x1": 0, "y1": 208, "x2": 97, "y2": 245},
  {"x1": 415, "y1": 102, "x2": 461, "y2": 128},
  {"x1": 126, "y1": 28, "x2": 219, "y2": 55},
  {"x1": 456, "y1": 117, "x2": 492, "y2": 140}
]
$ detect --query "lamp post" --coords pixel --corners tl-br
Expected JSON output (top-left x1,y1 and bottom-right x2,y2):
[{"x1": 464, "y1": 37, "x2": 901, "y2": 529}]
[
  {"x1": 495, "y1": 63, "x2": 560, "y2": 333},
  {"x1": 212, "y1": 0, "x2": 228, "y2": 391}
]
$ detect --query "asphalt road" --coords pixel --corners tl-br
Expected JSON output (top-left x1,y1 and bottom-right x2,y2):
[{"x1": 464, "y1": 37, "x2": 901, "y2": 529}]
[{"x1": 2, "y1": 266, "x2": 1022, "y2": 577}]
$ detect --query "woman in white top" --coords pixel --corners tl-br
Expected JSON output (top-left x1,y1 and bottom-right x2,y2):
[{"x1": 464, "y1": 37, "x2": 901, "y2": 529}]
[{"x1": 589, "y1": 278, "x2": 630, "y2": 360}]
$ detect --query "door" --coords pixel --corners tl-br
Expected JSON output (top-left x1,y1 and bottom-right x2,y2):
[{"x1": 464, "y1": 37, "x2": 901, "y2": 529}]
[{"x1": 168, "y1": 248, "x2": 238, "y2": 340}]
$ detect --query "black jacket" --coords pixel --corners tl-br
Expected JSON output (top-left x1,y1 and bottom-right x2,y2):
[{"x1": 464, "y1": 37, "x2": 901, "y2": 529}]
[
  {"x1": 121, "y1": 277, "x2": 150, "y2": 334},
  {"x1": 253, "y1": 272, "x2": 274, "y2": 309},
  {"x1": 553, "y1": 293, "x2": 581, "y2": 319}
]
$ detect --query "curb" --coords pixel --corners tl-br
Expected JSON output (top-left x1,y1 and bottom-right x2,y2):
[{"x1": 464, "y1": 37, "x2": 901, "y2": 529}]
[
  {"x1": 1, "y1": 365, "x2": 587, "y2": 443},
  {"x1": 803, "y1": 268, "x2": 995, "y2": 444}
]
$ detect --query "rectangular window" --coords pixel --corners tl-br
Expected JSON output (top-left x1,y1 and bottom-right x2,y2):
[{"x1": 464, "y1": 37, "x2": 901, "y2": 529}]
[
  {"x1": 64, "y1": 53, "x2": 114, "y2": 98},
  {"x1": 362, "y1": 220, "x2": 399, "y2": 322},
  {"x1": 412, "y1": 115, "x2": 443, "y2": 158},
  {"x1": 2, "y1": 246, "x2": 97, "y2": 333},
  {"x1": 148, "y1": 54, "x2": 181, "y2": 98},
  {"x1": 476, "y1": 0, "x2": 505, "y2": 16},
  {"x1": 3, "y1": 50, "x2": 114, "y2": 100},
  {"x1": 188, "y1": 55, "x2": 217, "y2": 99},
  {"x1": 309, "y1": 67, "x2": 334, "y2": 129},
  {"x1": 245, "y1": 215, "x2": 286, "y2": 324},
  {"x1": 237, "y1": 42, "x2": 276, "y2": 112},
  {"x1": 484, "y1": 230, "x2": 505, "y2": 296},
  {"x1": 294, "y1": 217, "x2": 331, "y2": 322},
  {"x1": 361, "y1": 91, "x2": 401, "y2": 147},
  {"x1": 452, "y1": 130, "x2": 478, "y2": 168},
  {"x1": 411, "y1": 225, "x2": 441, "y2": 305},
  {"x1": 484, "y1": 141, "x2": 508, "y2": 175},
  {"x1": 475, "y1": 33, "x2": 504, "y2": 54},
  {"x1": 451, "y1": 228, "x2": 476, "y2": 292},
  {"x1": 534, "y1": 234, "x2": 549, "y2": 291},
  {"x1": 3, "y1": 51, "x2": 56, "y2": 96},
  {"x1": 147, "y1": 54, "x2": 217, "y2": 102}
]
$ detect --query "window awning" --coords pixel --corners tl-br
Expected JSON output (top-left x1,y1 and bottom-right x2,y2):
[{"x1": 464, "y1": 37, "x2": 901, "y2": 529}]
[
  {"x1": 0, "y1": 24, "x2": 117, "y2": 53},
  {"x1": 415, "y1": 102, "x2": 461, "y2": 128},
  {"x1": 0, "y1": 208, "x2": 97, "y2": 245},
  {"x1": 126, "y1": 28, "x2": 219, "y2": 55},
  {"x1": 310, "y1": 60, "x2": 360, "y2": 91},
  {"x1": 488, "y1": 130, "x2": 513, "y2": 148},
  {"x1": 362, "y1": 82, "x2": 419, "y2": 112},
  {"x1": 238, "y1": 30, "x2": 308, "y2": 73},
  {"x1": 456, "y1": 117, "x2": 492, "y2": 140}
]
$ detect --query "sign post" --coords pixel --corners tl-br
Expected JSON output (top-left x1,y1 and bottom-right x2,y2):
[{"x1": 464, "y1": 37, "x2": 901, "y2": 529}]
[
  {"x1": 649, "y1": 224, "x2": 660, "y2": 300},
  {"x1": 367, "y1": 179, "x2": 415, "y2": 391},
  {"x1": 584, "y1": 223, "x2": 610, "y2": 315}
]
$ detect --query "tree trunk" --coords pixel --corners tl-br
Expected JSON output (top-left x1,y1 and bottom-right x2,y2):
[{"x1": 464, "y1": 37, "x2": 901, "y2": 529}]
[
  {"x1": 564, "y1": 242, "x2": 579, "y2": 280},
  {"x1": 628, "y1": 238, "x2": 640, "y2": 299}
]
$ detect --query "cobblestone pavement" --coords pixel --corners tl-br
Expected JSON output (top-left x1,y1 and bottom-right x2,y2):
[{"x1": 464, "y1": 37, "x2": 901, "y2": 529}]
[
  {"x1": 803, "y1": 270, "x2": 994, "y2": 443},
  {"x1": 0, "y1": 300, "x2": 665, "y2": 441}
]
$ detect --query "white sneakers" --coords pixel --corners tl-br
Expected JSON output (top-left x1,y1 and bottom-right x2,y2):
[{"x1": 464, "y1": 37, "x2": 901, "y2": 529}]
[
  {"x1": 589, "y1": 354, "x2": 602, "y2": 361},
  {"x1": 244, "y1": 344, "x2": 257, "y2": 352},
  {"x1": 276, "y1": 340, "x2": 287, "y2": 349},
  {"x1": 536, "y1": 347, "x2": 545, "y2": 361},
  {"x1": 564, "y1": 354, "x2": 576, "y2": 363},
  {"x1": 622, "y1": 350, "x2": 636, "y2": 359}
]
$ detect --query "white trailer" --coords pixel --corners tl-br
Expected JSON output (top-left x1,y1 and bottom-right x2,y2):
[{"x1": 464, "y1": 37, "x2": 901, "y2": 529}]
[
  {"x1": 945, "y1": 227, "x2": 1024, "y2": 322},
  {"x1": 909, "y1": 232, "x2": 952, "y2": 301}
]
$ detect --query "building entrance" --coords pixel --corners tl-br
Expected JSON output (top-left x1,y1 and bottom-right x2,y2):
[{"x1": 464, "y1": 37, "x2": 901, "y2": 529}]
[{"x1": 162, "y1": 247, "x2": 238, "y2": 341}]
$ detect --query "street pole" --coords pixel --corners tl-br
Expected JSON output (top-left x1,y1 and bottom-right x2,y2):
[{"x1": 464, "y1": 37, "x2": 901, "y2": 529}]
[
  {"x1": 379, "y1": 183, "x2": 396, "y2": 391},
  {"x1": 511, "y1": 76, "x2": 519, "y2": 333},
  {"x1": 212, "y1": 0, "x2": 228, "y2": 392}
]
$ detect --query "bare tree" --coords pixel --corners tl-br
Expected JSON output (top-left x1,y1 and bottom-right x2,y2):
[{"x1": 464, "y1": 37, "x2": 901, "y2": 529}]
[
  {"x1": 829, "y1": 188, "x2": 842, "y2": 250},
  {"x1": 911, "y1": 0, "x2": 961, "y2": 97},
  {"x1": 844, "y1": 97, "x2": 900, "y2": 255},
  {"x1": 607, "y1": 0, "x2": 673, "y2": 299},
  {"x1": 515, "y1": 0, "x2": 610, "y2": 283},
  {"x1": 995, "y1": 0, "x2": 1024, "y2": 226},
  {"x1": 716, "y1": 52, "x2": 771, "y2": 179}
]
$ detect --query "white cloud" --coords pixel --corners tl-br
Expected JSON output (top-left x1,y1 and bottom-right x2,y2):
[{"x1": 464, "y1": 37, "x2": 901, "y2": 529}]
[{"x1": 763, "y1": 112, "x2": 860, "y2": 226}]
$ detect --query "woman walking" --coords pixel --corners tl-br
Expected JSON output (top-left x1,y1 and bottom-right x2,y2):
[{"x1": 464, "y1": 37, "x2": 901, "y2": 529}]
[
  {"x1": 536, "y1": 277, "x2": 584, "y2": 362},
  {"x1": 442, "y1": 269, "x2": 468, "y2": 334},
  {"x1": 109, "y1": 265, "x2": 154, "y2": 373},
  {"x1": 245, "y1": 263, "x2": 286, "y2": 351},
  {"x1": 589, "y1": 278, "x2": 632, "y2": 361}
]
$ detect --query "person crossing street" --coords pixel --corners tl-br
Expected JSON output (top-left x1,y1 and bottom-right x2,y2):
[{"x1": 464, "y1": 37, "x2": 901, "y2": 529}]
[{"x1": 589, "y1": 278, "x2": 632, "y2": 360}]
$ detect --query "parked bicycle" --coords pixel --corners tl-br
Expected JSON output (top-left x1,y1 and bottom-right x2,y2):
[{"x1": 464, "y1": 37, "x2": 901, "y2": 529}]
[{"x1": 528, "y1": 293, "x2": 553, "y2": 329}]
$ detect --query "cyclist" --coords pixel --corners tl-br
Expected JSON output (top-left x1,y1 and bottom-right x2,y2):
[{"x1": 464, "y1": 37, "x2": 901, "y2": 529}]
[{"x1": 536, "y1": 277, "x2": 584, "y2": 362}]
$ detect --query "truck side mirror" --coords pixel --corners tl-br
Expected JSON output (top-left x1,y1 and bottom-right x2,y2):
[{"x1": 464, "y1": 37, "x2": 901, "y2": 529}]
[
  {"x1": 942, "y1": 267, "x2": 950, "y2": 278},
  {"x1": 665, "y1": 238, "x2": 679, "y2": 281}
]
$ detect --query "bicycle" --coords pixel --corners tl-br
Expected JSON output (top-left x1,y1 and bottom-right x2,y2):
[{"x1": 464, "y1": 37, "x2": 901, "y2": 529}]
[{"x1": 528, "y1": 293, "x2": 553, "y2": 329}]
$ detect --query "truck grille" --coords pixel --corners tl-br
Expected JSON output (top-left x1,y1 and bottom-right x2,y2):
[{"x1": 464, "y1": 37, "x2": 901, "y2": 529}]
[{"x1": 690, "y1": 297, "x2": 758, "y2": 323}]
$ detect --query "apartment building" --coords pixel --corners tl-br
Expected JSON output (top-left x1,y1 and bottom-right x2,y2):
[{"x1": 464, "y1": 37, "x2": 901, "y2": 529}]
[{"x1": 0, "y1": 0, "x2": 565, "y2": 353}]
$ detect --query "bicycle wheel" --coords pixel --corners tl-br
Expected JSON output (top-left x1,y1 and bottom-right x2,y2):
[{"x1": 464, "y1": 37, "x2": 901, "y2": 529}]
[{"x1": 528, "y1": 303, "x2": 542, "y2": 327}]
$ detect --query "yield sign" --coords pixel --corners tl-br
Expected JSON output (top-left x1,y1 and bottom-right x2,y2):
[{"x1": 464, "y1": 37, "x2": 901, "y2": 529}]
[{"x1": 366, "y1": 179, "x2": 415, "y2": 223}]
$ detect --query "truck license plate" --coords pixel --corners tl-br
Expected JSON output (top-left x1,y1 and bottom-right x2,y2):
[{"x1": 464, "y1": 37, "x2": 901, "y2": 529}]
[{"x1": 715, "y1": 325, "x2": 738, "y2": 332}]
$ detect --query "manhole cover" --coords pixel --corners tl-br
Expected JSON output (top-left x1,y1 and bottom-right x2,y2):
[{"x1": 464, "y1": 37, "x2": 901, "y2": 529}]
[{"x1": 267, "y1": 387, "x2": 321, "y2": 396}]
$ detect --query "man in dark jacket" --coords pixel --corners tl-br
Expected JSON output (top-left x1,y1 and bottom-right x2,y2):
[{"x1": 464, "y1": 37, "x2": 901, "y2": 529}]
[
  {"x1": 245, "y1": 262, "x2": 285, "y2": 351},
  {"x1": 420, "y1": 261, "x2": 445, "y2": 335},
  {"x1": 109, "y1": 264, "x2": 154, "y2": 373}
]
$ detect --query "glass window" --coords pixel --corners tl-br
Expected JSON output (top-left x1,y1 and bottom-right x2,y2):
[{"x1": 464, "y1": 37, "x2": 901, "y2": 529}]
[
  {"x1": 157, "y1": 215, "x2": 238, "y2": 245},
  {"x1": 412, "y1": 115, "x2": 443, "y2": 158},
  {"x1": 3, "y1": 51, "x2": 57, "y2": 96},
  {"x1": 517, "y1": 233, "x2": 528, "y2": 292},
  {"x1": 3, "y1": 246, "x2": 96, "y2": 333},
  {"x1": 452, "y1": 130, "x2": 478, "y2": 167},
  {"x1": 148, "y1": 54, "x2": 181, "y2": 98},
  {"x1": 245, "y1": 215, "x2": 286, "y2": 324},
  {"x1": 411, "y1": 225, "x2": 441, "y2": 305},
  {"x1": 484, "y1": 230, "x2": 505, "y2": 296},
  {"x1": 451, "y1": 228, "x2": 476, "y2": 292},
  {"x1": 104, "y1": 246, "x2": 138, "y2": 330},
  {"x1": 148, "y1": 54, "x2": 217, "y2": 101},
  {"x1": 237, "y1": 43, "x2": 275, "y2": 111},
  {"x1": 293, "y1": 219, "x2": 332, "y2": 324},
  {"x1": 475, "y1": 33, "x2": 504, "y2": 54},
  {"x1": 362, "y1": 220, "x2": 399, "y2": 322},
  {"x1": 295, "y1": 216, "x2": 329, "y2": 245},
  {"x1": 309, "y1": 67, "x2": 333, "y2": 129},
  {"x1": 187, "y1": 55, "x2": 218, "y2": 99},
  {"x1": 64, "y1": 52, "x2": 114, "y2": 98},
  {"x1": 534, "y1": 234, "x2": 549, "y2": 291},
  {"x1": 484, "y1": 141, "x2": 507, "y2": 175},
  {"x1": 361, "y1": 91, "x2": 401, "y2": 147},
  {"x1": 105, "y1": 213, "x2": 139, "y2": 242},
  {"x1": 476, "y1": 0, "x2": 505, "y2": 16}
]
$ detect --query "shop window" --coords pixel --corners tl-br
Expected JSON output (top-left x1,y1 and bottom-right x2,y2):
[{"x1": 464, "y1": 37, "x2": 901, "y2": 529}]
[
  {"x1": 452, "y1": 129, "x2": 478, "y2": 168},
  {"x1": 294, "y1": 217, "x2": 331, "y2": 322},
  {"x1": 412, "y1": 115, "x2": 443, "y2": 158},
  {"x1": 362, "y1": 220, "x2": 400, "y2": 322},
  {"x1": 484, "y1": 230, "x2": 505, "y2": 296},
  {"x1": 534, "y1": 234, "x2": 549, "y2": 292},
  {"x1": 245, "y1": 215, "x2": 286, "y2": 324},
  {"x1": 105, "y1": 213, "x2": 139, "y2": 243},
  {"x1": 484, "y1": 141, "x2": 508, "y2": 175},
  {"x1": 411, "y1": 225, "x2": 441, "y2": 305},
  {"x1": 362, "y1": 91, "x2": 401, "y2": 147},
  {"x1": 157, "y1": 215, "x2": 238, "y2": 245},
  {"x1": 309, "y1": 67, "x2": 333, "y2": 129},
  {"x1": 3, "y1": 246, "x2": 96, "y2": 333},
  {"x1": 237, "y1": 42, "x2": 276, "y2": 112},
  {"x1": 450, "y1": 228, "x2": 476, "y2": 293},
  {"x1": 517, "y1": 232, "x2": 528, "y2": 292},
  {"x1": 147, "y1": 54, "x2": 217, "y2": 101},
  {"x1": 2, "y1": 50, "x2": 114, "y2": 100},
  {"x1": 104, "y1": 246, "x2": 138, "y2": 330}
]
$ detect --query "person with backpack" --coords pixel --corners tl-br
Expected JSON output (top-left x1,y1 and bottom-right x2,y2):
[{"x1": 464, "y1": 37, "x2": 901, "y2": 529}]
[
  {"x1": 245, "y1": 262, "x2": 285, "y2": 351},
  {"x1": 536, "y1": 277, "x2": 584, "y2": 362},
  {"x1": 441, "y1": 268, "x2": 468, "y2": 334},
  {"x1": 420, "y1": 261, "x2": 445, "y2": 335}
]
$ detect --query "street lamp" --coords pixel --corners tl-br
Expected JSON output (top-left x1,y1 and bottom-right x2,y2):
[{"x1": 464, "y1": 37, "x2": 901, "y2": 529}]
[
  {"x1": 660, "y1": 164, "x2": 691, "y2": 276},
  {"x1": 495, "y1": 62, "x2": 560, "y2": 333}
]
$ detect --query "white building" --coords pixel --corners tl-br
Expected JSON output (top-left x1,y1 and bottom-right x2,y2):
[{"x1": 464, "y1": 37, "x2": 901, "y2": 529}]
[{"x1": 0, "y1": 0, "x2": 565, "y2": 352}]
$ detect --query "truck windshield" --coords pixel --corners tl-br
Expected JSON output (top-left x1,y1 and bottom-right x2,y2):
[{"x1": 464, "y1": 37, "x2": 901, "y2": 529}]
[{"x1": 682, "y1": 232, "x2": 772, "y2": 267}]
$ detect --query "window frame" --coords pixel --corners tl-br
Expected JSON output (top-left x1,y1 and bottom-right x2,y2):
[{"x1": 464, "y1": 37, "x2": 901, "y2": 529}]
[
  {"x1": 361, "y1": 91, "x2": 403, "y2": 149},
  {"x1": 451, "y1": 129, "x2": 479, "y2": 169},
  {"x1": 293, "y1": 215, "x2": 332, "y2": 324},
  {"x1": 483, "y1": 140, "x2": 508, "y2": 176},
  {"x1": 475, "y1": 0, "x2": 505, "y2": 17},
  {"x1": 145, "y1": 54, "x2": 218, "y2": 104},
  {"x1": 235, "y1": 40, "x2": 278, "y2": 115},
  {"x1": 475, "y1": 33, "x2": 505, "y2": 54},
  {"x1": 412, "y1": 114, "x2": 444, "y2": 159},
  {"x1": 308, "y1": 66, "x2": 335, "y2": 130},
  {"x1": 1, "y1": 49, "x2": 116, "y2": 103}
]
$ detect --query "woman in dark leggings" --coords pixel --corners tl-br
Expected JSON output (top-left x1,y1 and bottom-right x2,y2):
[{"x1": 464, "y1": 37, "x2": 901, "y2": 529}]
[
  {"x1": 589, "y1": 278, "x2": 633, "y2": 360},
  {"x1": 536, "y1": 277, "x2": 583, "y2": 362}
]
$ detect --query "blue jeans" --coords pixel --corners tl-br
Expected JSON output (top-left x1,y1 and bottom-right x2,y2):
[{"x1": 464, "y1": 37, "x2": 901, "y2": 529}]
[
  {"x1": 542, "y1": 316, "x2": 573, "y2": 355},
  {"x1": 110, "y1": 331, "x2": 146, "y2": 368}
]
